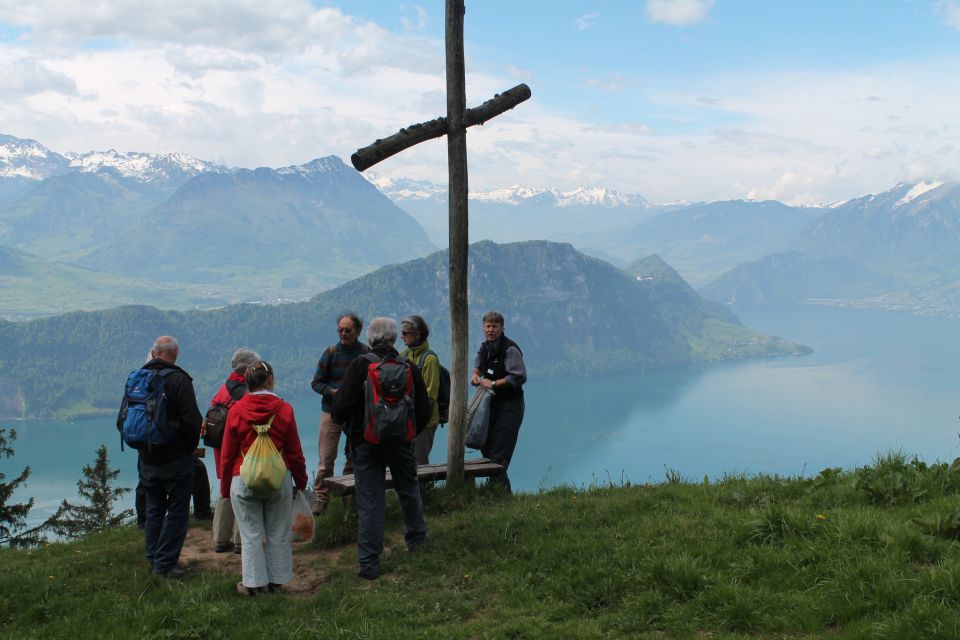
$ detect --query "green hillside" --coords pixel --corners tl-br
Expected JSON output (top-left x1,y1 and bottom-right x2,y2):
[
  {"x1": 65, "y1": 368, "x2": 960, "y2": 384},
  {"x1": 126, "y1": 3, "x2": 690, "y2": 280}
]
[
  {"x1": 0, "y1": 246, "x2": 239, "y2": 318},
  {"x1": 0, "y1": 241, "x2": 806, "y2": 419},
  {"x1": 3, "y1": 452, "x2": 960, "y2": 638}
]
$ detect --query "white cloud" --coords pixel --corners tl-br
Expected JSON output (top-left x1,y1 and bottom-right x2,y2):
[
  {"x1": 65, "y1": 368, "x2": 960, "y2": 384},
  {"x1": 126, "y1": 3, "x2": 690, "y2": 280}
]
[
  {"x1": 0, "y1": 56, "x2": 77, "y2": 99},
  {"x1": 645, "y1": 0, "x2": 715, "y2": 27},
  {"x1": 938, "y1": 1, "x2": 960, "y2": 31},
  {"x1": 0, "y1": 1, "x2": 346, "y2": 52},
  {"x1": 575, "y1": 13, "x2": 600, "y2": 31},
  {"x1": 0, "y1": 3, "x2": 957, "y2": 207},
  {"x1": 400, "y1": 5, "x2": 430, "y2": 32},
  {"x1": 164, "y1": 48, "x2": 262, "y2": 79}
]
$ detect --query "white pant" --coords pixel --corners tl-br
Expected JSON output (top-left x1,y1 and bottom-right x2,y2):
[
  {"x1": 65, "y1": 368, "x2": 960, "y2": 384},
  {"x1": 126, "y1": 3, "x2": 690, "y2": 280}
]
[{"x1": 230, "y1": 471, "x2": 294, "y2": 588}]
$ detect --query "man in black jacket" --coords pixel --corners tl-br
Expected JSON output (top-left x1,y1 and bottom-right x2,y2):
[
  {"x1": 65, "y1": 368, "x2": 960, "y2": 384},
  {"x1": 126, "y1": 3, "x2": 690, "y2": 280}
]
[
  {"x1": 471, "y1": 310, "x2": 527, "y2": 492},
  {"x1": 333, "y1": 317, "x2": 431, "y2": 580},
  {"x1": 118, "y1": 336, "x2": 203, "y2": 578}
]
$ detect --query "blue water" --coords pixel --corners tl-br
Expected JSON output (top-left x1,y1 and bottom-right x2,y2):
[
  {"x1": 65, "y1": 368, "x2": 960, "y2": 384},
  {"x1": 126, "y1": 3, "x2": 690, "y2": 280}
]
[{"x1": 6, "y1": 305, "x2": 960, "y2": 528}]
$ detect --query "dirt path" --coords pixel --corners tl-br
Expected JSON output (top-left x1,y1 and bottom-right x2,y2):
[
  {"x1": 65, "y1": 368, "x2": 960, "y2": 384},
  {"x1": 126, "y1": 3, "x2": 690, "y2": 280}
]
[{"x1": 178, "y1": 524, "x2": 346, "y2": 596}]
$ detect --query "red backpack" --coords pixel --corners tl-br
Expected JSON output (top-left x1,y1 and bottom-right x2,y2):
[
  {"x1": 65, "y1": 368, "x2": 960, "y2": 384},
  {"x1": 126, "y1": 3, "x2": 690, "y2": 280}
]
[{"x1": 362, "y1": 354, "x2": 416, "y2": 444}]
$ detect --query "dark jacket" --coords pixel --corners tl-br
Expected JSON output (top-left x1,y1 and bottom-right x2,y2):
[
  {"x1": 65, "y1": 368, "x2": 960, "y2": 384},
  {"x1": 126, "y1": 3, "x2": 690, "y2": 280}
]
[
  {"x1": 475, "y1": 335, "x2": 526, "y2": 400},
  {"x1": 332, "y1": 345, "x2": 432, "y2": 447},
  {"x1": 117, "y1": 358, "x2": 203, "y2": 465},
  {"x1": 218, "y1": 390, "x2": 308, "y2": 497},
  {"x1": 311, "y1": 340, "x2": 371, "y2": 412}
]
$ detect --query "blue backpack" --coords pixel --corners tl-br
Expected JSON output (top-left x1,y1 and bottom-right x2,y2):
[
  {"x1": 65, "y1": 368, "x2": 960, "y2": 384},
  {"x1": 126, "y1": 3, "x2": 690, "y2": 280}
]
[{"x1": 120, "y1": 367, "x2": 176, "y2": 450}]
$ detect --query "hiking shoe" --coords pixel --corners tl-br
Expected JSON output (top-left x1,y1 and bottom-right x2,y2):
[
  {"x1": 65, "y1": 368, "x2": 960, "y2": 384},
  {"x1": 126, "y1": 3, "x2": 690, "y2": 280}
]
[
  {"x1": 357, "y1": 565, "x2": 381, "y2": 581},
  {"x1": 155, "y1": 565, "x2": 187, "y2": 579},
  {"x1": 233, "y1": 543, "x2": 242, "y2": 555},
  {"x1": 236, "y1": 582, "x2": 263, "y2": 597},
  {"x1": 408, "y1": 539, "x2": 428, "y2": 554},
  {"x1": 312, "y1": 499, "x2": 328, "y2": 516},
  {"x1": 214, "y1": 542, "x2": 235, "y2": 553},
  {"x1": 267, "y1": 583, "x2": 284, "y2": 594}
]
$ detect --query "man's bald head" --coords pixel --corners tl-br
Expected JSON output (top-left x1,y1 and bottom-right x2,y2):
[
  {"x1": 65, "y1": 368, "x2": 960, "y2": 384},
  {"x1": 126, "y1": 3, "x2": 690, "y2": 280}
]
[{"x1": 151, "y1": 336, "x2": 180, "y2": 364}]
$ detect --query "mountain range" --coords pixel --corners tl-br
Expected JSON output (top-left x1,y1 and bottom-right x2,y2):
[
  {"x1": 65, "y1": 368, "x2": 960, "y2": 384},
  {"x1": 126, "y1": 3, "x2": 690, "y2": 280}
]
[
  {"x1": 0, "y1": 134, "x2": 434, "y2": 313},
  {"x1": 372, "y1": 172, "x2": 960, "y2": 314},
  {"x1": 0, "y1": 240, "x2": 807, "y2": 419},
  {"x1": 3, "y1": 132, "x2": 960, "y2": 319},
  {"x1": 703, "y1": 181, "x2": 960, "y2": 314}
]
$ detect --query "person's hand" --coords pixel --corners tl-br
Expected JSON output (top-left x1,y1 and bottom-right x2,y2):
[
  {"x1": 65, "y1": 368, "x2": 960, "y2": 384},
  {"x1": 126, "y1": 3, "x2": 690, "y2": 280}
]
[
  {"x1": 480, "y1": 378, "x2": 495, "y2": 389},
  {"x1": 471, "y1": 372, "x2": 481, "y2": 386}
]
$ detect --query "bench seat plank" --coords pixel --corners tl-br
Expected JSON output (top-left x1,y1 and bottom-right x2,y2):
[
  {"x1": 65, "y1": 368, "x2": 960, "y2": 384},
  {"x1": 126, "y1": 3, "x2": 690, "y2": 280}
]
[{"x1": 324, "y1": 457, "x2": 504, "y2": 496}]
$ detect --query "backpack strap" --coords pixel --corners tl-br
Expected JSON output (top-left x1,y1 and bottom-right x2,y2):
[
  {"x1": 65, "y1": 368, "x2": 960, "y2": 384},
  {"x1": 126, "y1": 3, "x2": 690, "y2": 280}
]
[
  {"x1": 417, "y1": 349, "x2": 440, "y2": 370},
  {"x1": 252, "y1": 414, "x2": 276, "y2": 435},
  {"x1": 240, "y1": 414, "x2": 278, "y2": 462}
]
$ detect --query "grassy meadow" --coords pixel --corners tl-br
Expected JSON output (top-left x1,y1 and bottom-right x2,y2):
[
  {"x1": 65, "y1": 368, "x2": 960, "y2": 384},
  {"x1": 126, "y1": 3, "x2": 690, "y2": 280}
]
[{"x1": 3, "y1": 452, "x2": 960, "y2": 639}]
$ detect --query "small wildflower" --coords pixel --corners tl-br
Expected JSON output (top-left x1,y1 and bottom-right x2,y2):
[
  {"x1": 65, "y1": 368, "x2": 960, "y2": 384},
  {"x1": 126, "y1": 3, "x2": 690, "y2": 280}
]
[
  {"x1": 816, "y1": 514, "x2": 828, "y2": 521},
  {"x1": 464, "y1": 574, "x2": 471, "y2": 580},
  {"x1": 48, "y1": 576, "x2": 54, "y2": 580}
]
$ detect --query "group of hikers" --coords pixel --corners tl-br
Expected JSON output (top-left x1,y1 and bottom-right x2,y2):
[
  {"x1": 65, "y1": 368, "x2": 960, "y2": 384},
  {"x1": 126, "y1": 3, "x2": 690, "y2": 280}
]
[{"x1": 117, "y1": 310, "x2": 526, "y2": 595}]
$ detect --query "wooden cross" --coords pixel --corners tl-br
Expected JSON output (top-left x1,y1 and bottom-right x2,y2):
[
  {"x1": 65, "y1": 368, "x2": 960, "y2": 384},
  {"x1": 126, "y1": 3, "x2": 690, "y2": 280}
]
[{"x1": 351, "y1": 0, "x2": 530, "y2": 485}]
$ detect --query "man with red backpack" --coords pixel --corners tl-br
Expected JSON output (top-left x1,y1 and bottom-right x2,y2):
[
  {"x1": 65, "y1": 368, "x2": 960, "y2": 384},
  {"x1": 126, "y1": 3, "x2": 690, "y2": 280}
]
[{"x1": 333, "y1": 317, "x2": 432, "y2": 580}]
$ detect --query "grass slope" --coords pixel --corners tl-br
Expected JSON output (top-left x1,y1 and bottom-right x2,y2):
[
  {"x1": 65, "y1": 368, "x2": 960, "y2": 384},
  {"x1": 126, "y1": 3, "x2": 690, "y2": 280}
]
[{"x1": 3, "y1": 452, "x2": 960, "y2": 639}]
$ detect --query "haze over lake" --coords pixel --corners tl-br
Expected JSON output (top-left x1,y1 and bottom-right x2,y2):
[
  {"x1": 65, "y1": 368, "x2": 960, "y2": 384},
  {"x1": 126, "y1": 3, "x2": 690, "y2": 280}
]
[{"x1": 8, "y1": 304, "x2": 960, "y2": 527}]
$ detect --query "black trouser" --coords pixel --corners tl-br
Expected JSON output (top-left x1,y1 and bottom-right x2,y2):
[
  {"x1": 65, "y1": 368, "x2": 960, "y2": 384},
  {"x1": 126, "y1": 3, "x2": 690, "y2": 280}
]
[
  {"x1": 192, "y1": 457, "x2": 212, "y2": 516},
  {"x1": 136, "y1": 457, "x2": 211, "y2": 524},
  {"x1": 481, "y1": 396, "x2": 525, "y2": 492}
]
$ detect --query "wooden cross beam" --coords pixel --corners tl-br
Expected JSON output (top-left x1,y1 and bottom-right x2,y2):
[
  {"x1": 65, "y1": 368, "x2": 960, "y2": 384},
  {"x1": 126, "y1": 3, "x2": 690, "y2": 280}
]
[
  {"x1": 350, "y1": 83, "x2": 531, "y2": 172},
  {"x1": 351, "y1": 0, "x2": 530, "y2": 486}
]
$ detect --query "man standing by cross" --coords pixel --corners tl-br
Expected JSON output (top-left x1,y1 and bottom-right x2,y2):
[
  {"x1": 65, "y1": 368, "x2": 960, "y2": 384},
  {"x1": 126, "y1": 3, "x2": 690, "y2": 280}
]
[{"x1": 351, "y1": 0, "x2": 530, "y2": 484}]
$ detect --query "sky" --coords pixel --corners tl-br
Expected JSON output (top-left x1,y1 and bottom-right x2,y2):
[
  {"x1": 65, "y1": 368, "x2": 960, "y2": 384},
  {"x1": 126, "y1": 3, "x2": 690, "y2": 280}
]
[{"x1": 1, "y1": 0, "x2": 959, "y2": 205}]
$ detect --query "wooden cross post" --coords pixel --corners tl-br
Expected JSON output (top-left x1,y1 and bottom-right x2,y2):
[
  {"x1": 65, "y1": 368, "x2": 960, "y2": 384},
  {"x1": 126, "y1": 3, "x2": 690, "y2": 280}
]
[{"x1": 351, "y1": 0, "x2": 530, "y2": 486}]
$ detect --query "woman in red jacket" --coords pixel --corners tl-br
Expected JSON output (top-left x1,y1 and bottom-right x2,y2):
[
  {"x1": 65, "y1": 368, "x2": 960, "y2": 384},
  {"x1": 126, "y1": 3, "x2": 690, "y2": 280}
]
[{"x1": 219, "y1": 360, "x2": 308, "y2": 596}]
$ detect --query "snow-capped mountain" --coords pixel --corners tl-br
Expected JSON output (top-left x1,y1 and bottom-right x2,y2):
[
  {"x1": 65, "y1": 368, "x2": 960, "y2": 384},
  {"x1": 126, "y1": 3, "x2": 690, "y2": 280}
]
[
  {"x1": 365, "y1": 172, "x2": 650, "y2": 209},
  {"x1": 67, "y1": 149, "x2": 225, "y2": 183},
  {"x1": 0, "y1": 133, "x2": 225, "y2": 186},
  {"x1": 364, "y1": 174, "x2": 447, "y2": 200},
  {"x1": 0, "y1": 134, "x2": 71, "y2": 180}
]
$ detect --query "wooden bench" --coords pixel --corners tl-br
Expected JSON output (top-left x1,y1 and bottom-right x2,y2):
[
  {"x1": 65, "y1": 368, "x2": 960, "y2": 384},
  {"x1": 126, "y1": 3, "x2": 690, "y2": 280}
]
[{"x1": 324, "y1": 457, "x2": 505, "y2": 496}]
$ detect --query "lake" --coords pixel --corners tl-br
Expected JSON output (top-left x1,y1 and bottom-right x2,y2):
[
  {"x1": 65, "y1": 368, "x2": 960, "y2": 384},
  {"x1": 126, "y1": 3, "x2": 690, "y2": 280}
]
[{"x1": 6, "y1": 304, "x2": 960, "y2": 528}]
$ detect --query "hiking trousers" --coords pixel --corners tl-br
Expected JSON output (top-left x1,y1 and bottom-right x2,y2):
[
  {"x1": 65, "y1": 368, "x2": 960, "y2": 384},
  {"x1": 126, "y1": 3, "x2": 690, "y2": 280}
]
[
  {"x1": 231, "y1": 471, "x2": 294, "y2": 589},
  {"x1": 314, "y1": 411, "x2": 353, "y2": 503},
  {"x1": 352, "y1": 441, "x2": 427, "y2": 573},
  {"x1": 140, "y1": 454, "x2": 194, "y2": 575},
  {"x1": 212, "y1": 496, "x2": 240, "y2": 546},
  {"x1": 481, "y1": 396, "x2": 525, "y2": 492}
]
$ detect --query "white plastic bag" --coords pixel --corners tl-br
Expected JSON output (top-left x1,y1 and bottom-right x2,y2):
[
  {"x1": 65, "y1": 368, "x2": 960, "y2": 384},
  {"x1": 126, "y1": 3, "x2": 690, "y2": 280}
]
[
  {"x1": 465, "y1": 386, "x2": 494, "y2": 450},
  {"x1": 291, "y1": 488, "x2": 316, "y2": 543}
]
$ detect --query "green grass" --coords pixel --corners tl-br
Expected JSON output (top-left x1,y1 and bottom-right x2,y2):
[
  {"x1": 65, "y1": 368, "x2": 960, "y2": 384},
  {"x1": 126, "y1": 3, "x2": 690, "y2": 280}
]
[{"x1": 4, "y1": 452, "x2": 960, "y2": 639}]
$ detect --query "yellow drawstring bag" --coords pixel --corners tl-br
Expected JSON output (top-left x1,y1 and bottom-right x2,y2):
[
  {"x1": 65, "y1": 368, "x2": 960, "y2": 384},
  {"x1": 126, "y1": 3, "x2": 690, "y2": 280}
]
[{"x1": 239, "y1": 415, "x2": 286, "y2": 494}]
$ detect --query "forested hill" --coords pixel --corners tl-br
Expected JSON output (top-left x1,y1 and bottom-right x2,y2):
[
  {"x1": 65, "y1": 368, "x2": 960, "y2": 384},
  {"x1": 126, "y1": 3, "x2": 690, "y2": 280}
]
[{"x1": 0, "y1": 240, "x2": 807, "y2": 419}]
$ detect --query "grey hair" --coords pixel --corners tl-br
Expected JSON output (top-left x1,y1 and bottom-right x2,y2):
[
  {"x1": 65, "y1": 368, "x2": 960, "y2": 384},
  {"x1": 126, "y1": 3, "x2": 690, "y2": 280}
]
[
  {"x1": 366, "y1": 317, "x2": 398, "y2": 348},
  {"x1": 152, "y1": 336, "x2": 179, "y2": 355},
  {"x1": 482, "y1": 310, "x2": 505, "y2": 326},
  {"x1": 400, "y1": 315, "x2": 430, "y2": 341},
  {"x1": 230, "y1": 348, "x2": 260, "y2": 372}
]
